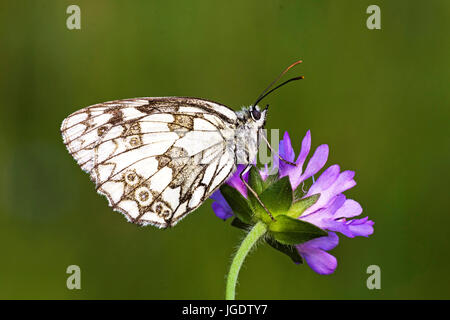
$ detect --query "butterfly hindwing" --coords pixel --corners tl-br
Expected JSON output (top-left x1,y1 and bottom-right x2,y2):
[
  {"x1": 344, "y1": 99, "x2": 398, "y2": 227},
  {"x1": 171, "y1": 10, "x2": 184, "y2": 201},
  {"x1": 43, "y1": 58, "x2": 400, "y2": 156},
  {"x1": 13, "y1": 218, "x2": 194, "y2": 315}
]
[{"x1": 61, "y1": 97, "x2": 238, "y2": 228}]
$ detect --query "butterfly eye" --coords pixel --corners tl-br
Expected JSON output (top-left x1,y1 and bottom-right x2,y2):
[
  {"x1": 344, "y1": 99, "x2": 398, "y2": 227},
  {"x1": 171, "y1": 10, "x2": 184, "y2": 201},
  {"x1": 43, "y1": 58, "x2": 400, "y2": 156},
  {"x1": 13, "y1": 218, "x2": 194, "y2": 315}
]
[{"x1": 251, "y1": 108, "x2": 261, "y2": 121}]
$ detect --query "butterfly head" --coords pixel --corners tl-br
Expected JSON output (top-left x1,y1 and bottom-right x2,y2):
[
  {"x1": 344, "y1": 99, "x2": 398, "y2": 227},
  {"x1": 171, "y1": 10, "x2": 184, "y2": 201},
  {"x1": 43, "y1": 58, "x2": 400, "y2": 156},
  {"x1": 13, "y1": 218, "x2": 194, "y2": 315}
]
[{"x1": 238, "y1": 105, "x2": 268, "y2": 129}]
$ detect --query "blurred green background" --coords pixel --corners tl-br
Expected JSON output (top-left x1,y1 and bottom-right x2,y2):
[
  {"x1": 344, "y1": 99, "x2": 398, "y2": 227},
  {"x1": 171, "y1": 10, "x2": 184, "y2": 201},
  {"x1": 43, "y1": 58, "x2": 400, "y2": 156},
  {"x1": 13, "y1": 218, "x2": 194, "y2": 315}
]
[{"x1": 0, "y1": 0, "x2": 449, "y2": 299}]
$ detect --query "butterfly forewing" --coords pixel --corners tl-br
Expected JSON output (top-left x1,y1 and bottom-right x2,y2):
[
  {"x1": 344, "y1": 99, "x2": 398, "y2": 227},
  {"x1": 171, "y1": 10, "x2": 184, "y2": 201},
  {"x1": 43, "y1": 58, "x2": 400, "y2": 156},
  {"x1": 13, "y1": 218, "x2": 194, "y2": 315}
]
[{"x1": 61, "y1": 97, "x2": 239, "y2": 228}]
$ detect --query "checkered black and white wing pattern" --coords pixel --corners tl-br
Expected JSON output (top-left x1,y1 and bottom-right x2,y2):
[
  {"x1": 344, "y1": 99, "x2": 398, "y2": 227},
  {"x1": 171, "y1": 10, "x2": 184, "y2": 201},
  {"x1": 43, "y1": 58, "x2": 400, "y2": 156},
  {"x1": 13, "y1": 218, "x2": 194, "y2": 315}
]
[{"x1": 61, "y1": 97, "x2": 239, "y2": 228}]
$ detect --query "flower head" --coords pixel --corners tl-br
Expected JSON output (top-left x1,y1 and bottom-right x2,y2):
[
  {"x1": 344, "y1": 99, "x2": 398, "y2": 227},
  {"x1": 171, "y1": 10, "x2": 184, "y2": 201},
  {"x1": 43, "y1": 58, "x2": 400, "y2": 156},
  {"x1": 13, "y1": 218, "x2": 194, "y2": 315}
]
[{"x1": 211, "y1": 130, "x2": 374, "y2": 275}]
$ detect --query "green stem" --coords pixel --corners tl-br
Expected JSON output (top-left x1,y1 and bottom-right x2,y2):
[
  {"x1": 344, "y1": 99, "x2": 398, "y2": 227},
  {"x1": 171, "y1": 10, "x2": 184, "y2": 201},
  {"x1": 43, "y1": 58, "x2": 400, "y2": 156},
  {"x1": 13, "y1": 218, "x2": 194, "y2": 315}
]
[{"x1": 225, "y1": 221, "x2": 268, "y2": 300}]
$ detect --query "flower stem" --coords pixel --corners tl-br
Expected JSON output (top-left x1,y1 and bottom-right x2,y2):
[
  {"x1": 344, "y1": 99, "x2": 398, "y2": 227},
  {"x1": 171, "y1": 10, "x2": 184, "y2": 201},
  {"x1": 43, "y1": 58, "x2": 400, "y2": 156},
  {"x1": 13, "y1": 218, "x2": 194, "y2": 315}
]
[{"x1": 225, "y1": 221, "x2": 268, "y2": 300}]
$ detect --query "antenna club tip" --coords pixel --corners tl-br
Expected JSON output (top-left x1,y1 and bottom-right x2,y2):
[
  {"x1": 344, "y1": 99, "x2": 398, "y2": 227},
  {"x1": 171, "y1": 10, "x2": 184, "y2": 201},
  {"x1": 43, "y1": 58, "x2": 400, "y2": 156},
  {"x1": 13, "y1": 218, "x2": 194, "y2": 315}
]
[{"x1": 300, "y1": 75, "x2": 305, "y2": 79}]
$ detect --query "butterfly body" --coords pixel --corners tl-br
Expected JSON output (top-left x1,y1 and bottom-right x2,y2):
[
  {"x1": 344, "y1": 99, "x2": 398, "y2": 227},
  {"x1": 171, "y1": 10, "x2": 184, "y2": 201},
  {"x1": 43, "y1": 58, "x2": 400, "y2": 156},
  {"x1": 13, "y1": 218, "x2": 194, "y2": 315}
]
[{"x1": 61, "y1": 97, "x2": 267, "y2": 228}]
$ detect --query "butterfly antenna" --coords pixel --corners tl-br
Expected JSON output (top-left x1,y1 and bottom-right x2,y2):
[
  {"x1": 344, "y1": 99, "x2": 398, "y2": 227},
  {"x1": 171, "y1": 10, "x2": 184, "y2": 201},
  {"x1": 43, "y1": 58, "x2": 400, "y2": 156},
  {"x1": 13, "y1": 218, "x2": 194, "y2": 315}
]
[
  {"x1": 252, "y1": 59, "x2": 303, "y2": 107},
  {"x1": 253, "y1": 76, "x2": 304, "y2": 107}
]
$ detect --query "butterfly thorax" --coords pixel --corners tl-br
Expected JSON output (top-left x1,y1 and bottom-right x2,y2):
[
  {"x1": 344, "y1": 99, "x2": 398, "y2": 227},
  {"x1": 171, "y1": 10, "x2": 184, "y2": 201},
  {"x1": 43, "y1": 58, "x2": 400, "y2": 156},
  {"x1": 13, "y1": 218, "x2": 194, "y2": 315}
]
[{"x1": 233, "y1": 105, "x2": 268, "y2": 166}]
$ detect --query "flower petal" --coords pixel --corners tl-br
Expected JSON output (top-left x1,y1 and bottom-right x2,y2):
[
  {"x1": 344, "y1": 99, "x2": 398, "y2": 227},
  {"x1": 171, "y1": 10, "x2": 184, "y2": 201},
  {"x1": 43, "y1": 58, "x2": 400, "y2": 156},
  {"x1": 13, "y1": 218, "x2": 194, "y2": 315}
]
[
  {"x1": 347, "y1": 217, "x2": 374, "y2": 237},
  {"x1": 212, "y1": 202, "x2": 233, "y2": 220},
  {"x1": 312, "y1": 214, "x2": 374, "y2": 238},
  {"x1": 279, "y1": 131, "x2": 295, "y2": 162},
  {"x1": 210, "y1": 190, "x2": 234, "y2": 220},
  {"x1": 333, "y1": 170, "x2": 356, "y2": 193},
  {"x1": 225, "y1": 164, "x2": 248, "y2": 198},
  {"x1": 278, "y1": 132, "x2": 297, "y2": 178},
  {"x1": 296, "y1": 130, "x2": 311, "y2": 168},
  {"x1": 288, "y1": 144, "x2": 328, "y2": 190},
  {"x1": 296, "y1": 244, "x2": 337, "y2": 275},
  {"x1": 307, "y1": 164, "x2": 340, "y2": 196},
  {"x1": 326, "y1": 194, "x2": 347, "y2": 216},
  {"x1": 298, "y1": 144, "x2": 329, "y2": 182},
  {"x1": 334, "y1": 199, "x2": 363, "y2": 219},
  {"x1": 320, "y1": 219, "x2": 355, "y2": 238},
  {"x1": 304, "y1": 168, "x2": 356, "y2": 216},
  {"x1": 302, "y1": 231, "x2": 339, "y2": 251}
]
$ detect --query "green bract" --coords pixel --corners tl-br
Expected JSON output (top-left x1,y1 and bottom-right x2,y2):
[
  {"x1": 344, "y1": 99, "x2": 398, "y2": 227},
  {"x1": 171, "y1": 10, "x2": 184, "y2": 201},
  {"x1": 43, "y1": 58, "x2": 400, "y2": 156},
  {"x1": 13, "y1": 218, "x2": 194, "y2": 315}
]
[
  {"x1": 219, "y1": 166, "x2": 326, "y2": 263},
  {"x1": 287, "y1": 194, "x2": 320, "y2": 219},
  {"x1": 220, "y1": 184, "x2": 253, "y2": 225},
  {"x1": 268, "y1": 215, "x2": 327, "y2": 245}
]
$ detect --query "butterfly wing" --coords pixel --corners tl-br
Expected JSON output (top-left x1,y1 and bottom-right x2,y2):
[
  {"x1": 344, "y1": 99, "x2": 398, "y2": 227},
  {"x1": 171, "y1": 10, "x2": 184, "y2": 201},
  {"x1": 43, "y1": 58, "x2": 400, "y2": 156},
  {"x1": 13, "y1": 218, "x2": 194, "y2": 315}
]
[{"x1": 61, "y1": 97, "x2": 238, "y2": 228}]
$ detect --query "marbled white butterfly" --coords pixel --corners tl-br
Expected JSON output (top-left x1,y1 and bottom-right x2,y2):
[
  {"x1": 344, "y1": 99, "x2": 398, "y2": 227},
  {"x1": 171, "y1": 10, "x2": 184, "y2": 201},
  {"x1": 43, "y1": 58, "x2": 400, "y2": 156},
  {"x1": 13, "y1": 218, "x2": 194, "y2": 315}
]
[{"x1": 61, "y1": 61, "x2": 303, "y2": 228}]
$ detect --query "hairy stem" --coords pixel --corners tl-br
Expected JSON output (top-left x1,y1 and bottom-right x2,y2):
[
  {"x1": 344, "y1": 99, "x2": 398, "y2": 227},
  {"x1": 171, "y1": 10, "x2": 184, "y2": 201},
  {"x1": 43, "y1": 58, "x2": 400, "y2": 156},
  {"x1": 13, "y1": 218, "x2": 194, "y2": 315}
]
[{"x1": 225, "y1": 221, "x2": 268, "y2": 300}]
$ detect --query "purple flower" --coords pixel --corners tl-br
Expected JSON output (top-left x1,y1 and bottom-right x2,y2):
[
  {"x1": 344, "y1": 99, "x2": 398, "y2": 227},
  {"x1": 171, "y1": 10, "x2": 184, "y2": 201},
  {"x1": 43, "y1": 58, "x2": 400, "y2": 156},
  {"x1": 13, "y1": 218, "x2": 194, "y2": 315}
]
[
  {"x1": 224, "y1": 164, "x2": 249, "y2": 198},
  {"x1": 278, "y1": 131, "x2": 329, "y2": 190},
  {"x1": 296, "y1": 232, "x2": 338, "y2": 275},
  {"x1": 210, "y1": 191, "x2": 233, "y2": 220},
  {"x1": 210, "y1": 164, "x2": 249, "y2": 221},
  {"x1": 210, "y1": 130, "x2": 374, "y2": 275}
]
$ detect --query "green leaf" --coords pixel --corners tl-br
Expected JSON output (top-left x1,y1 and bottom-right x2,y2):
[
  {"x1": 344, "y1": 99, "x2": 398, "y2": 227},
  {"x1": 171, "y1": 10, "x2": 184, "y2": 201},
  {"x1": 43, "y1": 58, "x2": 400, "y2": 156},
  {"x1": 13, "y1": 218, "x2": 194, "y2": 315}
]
[
  {"x1": 286, "y1": 194, "x2": 320, "y2": 219},
  {"x1": 230, "y1": 217, "x2": 251, "y2": 230},
  {"x1": 266, "y1": 237, "x2": 303, "y2": 264},
  {"x1": 220, "y1": 184, "x2": 253, "y2": 225},
  {"x1": 268, "y1": 215, "x2": 327, "y2": 245}
]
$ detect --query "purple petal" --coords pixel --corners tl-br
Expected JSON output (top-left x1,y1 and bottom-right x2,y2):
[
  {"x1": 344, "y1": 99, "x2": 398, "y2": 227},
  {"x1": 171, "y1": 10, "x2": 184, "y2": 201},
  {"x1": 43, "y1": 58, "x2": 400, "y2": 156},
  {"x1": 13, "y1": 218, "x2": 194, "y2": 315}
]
[
  {"x1": 279, "y1": 131, "x2": 295, "y2": 162},
  {"x1": 295, "y1": 130, "x2": 311, "y2": 168},
  {"x1": 302, "y1": 232, "x2": 339, "y2": 251},
  {"x1": 320, "y1": 219, "x2": 355, "y2": 238},
  {"x1": 225, "y1": 164, "x2": 248, "y2": 198},
  {"x1": 300, "y1": 192, "x2": 372, "y2": 238},
  {"x1": 209, "y1": 190, "x2": 223, "y2": 201},
  {"x1": 288, "y1": 144, "x2": 328, "y2": 190},
  {"x1": 212, "y1": 202, "x2": 233, "y2": 220},
  {"x1": 301, "y1": 194, "x2": 346, "y2": 225},
  {"x1": 279, "y1": 130, "x2": 312, "y2": 183},
  {"x1": 347, "y1": 217, "x2": 374, "y2": 237},
  {"x1": 299, "y1": 207, "x2": 327, "y2": 228},
  {"x1": 307, "y1": 164, "x2": 340, "y2": 196},
  {"x1": 296, "y1": 244, "x2": 337, "y2": 275},
  {"x1": 278, "y1": 132, "x2": 296, "y2": 178},
  {"x1": 314, "y1": 215, "x2": 374, "y2": 238},
  {"x1": 297, "y1": 144, "x2": 329, "y2": 183},
  {"x1": 210, "y1": 191, "x2": 234, "y2": 220},
  {"x1": 326, "y1": 194, "x2": 347, "y2": 216},
  {"x1": 304, "y1": 168, "x2": 356, "y2": 216},
  {"x1": 334, "y1": 170, "x2": 356, "y2": 193},
  {"x1": 295, "y1": 232, "x2": 339, "y2": 275},
  {"x1": 334, "y1": 199, "x2": 363, "y2": 219}
]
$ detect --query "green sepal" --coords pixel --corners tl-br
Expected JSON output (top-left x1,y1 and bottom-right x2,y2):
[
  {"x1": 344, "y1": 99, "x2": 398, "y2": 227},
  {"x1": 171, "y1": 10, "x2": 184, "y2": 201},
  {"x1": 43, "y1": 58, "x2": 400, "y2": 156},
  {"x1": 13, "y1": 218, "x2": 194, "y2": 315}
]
[
  {"x1": 230, "y1": 217, "x2": 251, "y2": 230},
  {"x1": 293, "y1": 185, "x2": 307, "y2": 201},
  {"x1": 251, "y1": 176, "x2": 293, "y2": 222},
  {"x1": 248, "y1": 167, "x2": 274, "y2": 212},
  {"x1": 286, "y1": 194, "x2": 320, "y2": 219},
  {"x1": 220, "y1": 184, "x2": 253, "y2": 225},
  {"x1": 268, "y1": 215, "x2": 327, "y2": 245},
  {"x1": 247, "y1": 167, "x2": 265, "y2": 218},
  {"x1": 261, "y1": 173, "x2": 278, "y2": 190},
  {"x1": 266, "y1": 237, "x2": 303, "y2": 264},
  {"x1": 248, "y1": 166, "x2": 264, "y2": 194}
]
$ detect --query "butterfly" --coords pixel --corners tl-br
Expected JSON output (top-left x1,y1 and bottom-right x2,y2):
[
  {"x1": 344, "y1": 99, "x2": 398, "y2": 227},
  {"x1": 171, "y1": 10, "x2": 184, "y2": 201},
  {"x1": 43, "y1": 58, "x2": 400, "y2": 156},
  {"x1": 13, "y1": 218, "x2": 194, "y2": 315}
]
[{"x1": 61, "y1": 61, "x2": 303, "y2": 228}]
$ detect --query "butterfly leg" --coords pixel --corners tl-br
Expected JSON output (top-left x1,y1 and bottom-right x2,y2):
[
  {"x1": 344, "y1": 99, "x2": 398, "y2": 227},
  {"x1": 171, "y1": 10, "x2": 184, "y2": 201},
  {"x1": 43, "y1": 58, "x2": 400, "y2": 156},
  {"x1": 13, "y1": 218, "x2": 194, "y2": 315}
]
[{"x1": 240, "y1": 164, "x2": 276, "y2": 221}]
